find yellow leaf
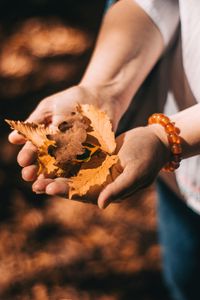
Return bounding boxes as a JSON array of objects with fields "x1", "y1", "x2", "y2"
[
  {"x1": 38, "y1": 152, "x2": 64, "y2": 176},
  {"x1": 68, "y1": 154, "x2": 118, "y2": 199},
  {"x1": 5, "y1": 120, "x2": 55, "y2": 148},
  {"x1": 5, "y1": 109, "x2": 119, "y2": 191},
  {"x1": 79, "y1": 104, "x2": 116, "y2": 154},
  {"x1": 6, "y1": 120, "x2": 64, "y2": 176}
]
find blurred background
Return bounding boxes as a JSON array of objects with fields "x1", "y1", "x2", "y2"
[{"x1": 0, "y1": 1, "x2": 170, "y2": 299}]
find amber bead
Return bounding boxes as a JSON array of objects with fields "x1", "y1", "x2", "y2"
[
  {"x1": 168, "y1": 133, "x2": 181, "y2": 144},
  {"x1": 165, "y1": 122, "x2": 175, "y2": 133},
  {"x1": 148, "y1": 113, "x2": 182, "y2": 172},
  {"x1": 160, "y1": 116, "x2": 170, "y2": 126},
  {"x1": 171, "y1": 144, "x2": 182, "y2": 154},
  {"x1": 175, "y1": 127, "x2": 181, "y2": 134},
  {"x1": 148, "y1": 114, "x2": 160, "y2": 124},
  {"x1": 163, "y1": 162, "x2": 176, "y2": 172},
  {"x1": 148, "y1": 116, "x2": 155, "y2": 125}
]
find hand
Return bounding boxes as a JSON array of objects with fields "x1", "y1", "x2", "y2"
[
  {"x1": 97, "y1": 125, "x2": 170, "y2": 209},
  {"x1": 19, "y1": 124, "x2": 169, "y2": 209},
  {"x1": 9, "y1": 84, "x2": 118, "y2": 144},
  {"x1": 8, "y1": 84, "x2": 120, "y2": 194}
]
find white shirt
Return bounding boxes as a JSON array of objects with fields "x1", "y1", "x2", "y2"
[{"x1": 134, "y1": 0, "x2": 200, "y2": 213}]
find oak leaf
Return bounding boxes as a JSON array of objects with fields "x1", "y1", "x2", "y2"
[{"x1": 80, "y1": 104, "x2": 116, "y2": 154}]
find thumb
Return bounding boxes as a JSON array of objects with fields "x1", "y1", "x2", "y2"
[{"x1": 98, "y1": 168, "x2": 136, "y2": 209}]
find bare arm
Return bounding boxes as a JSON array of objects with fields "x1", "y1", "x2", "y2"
[{"x1": 80, "y1": 0, "x2": 164, "y2": 126}]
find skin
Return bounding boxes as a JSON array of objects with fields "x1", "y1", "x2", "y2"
[{"x1": 8, "y1": 0, "x2": 200, "y2": 209}]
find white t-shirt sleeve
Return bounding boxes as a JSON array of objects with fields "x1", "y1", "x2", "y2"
[{"x1": 134, "y1": 0, "x2": 179, "y2": 46}]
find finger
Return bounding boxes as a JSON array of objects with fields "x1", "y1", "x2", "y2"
[
  {"x1": 8, "y1": 130, "x2": 26, "y2": 145},
  {"x1": 17, "y1": 141, "x2": 37, "y2": 167},
  {"x1": 45, "y1": 178, "x2": 69, "y2": 197},
  {"x1": 22, "y1": 165, "x2": 38, "y2": 182},
  {"x1": 98, "y1": 168, "x2": 137, "y2": 209},
  {"x1": 32, "y1": 178, "x2": 54, "y2": 194}
]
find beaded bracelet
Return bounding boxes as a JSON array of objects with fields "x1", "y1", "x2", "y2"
[{"x1": 148, "y1": 113, "x2": 182, "y2": 172}]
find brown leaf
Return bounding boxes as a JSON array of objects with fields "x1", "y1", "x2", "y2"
[
  {"x1": 68, "y1": 154, "x2": 118, "y2": 199},
  {"x1": 50, "y1": 113, "x2": 88, "y2": 167},
  {"x1": 79, "y1": 104, "x2": 116, "y2": 154},
  {"x1": 6, "y1": 106, "x2": 120, "y2": 198}
]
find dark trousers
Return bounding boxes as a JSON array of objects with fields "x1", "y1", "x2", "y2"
[{"x1": 157, "y1": 179, "x2": 200, "y2": 300}]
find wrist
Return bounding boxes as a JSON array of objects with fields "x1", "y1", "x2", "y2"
[
  {"x1": 150, "y1": 124, "x2": 170, "y2": 151},
  {"x1": 148, "y1": 114, "x2": 183, "y2": 172},
  {"x1": 78, "y1": 82, "x2": 123, "y2": 131},
  {"x1": 148, "y1": 124, "x2": 171, "y2": 164}
]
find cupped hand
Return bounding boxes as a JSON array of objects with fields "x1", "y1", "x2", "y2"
[
  {"x1": 8, "y1": 84, "x2": 120, "y2": 198},
  {"x1": 9, "y1": 85, "x2": 102, "y2": 145},
  {"x1": 98, "y1": 125, "x2": 170, "y2": 208},
  {"x1": 8, "y1": 84, "x2": 170, "y2": 208},
  {"x1": 22, "y1": 125, "x2": 170, "y2": 209}
]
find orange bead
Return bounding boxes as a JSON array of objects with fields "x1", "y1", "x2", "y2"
[
  {"x1": 163, "y1": 162, "x2": 175, "y2": 172},
  {"x1": 168, "y1": 133, "x2": 181, "y2": 144},
  {"x1": 175, "y1": 127, "x2": 181, "y2": 134},
  {"x1": 148, "y1": 113, "x2": 170, "y2": 126},
  {"x1": 171, "y1": 144, "x2": 182, "y2": 154},
  {"x1": 160, "y1": 115, "x2": 170, "y2": 126},
  {"x1": 165, "y1": 122, "x2": 175, "y2": 133},
  {"x1": 148, "y1": 113, "x2": 182, "y2": 172},
  {"x1": 148, "y1": 116, "x2": 156, "y2": 124},
  {"x1": 153, "y1": 114, "x2": 161, "y2": 123},
  {"x1": 156, "y1": 113, "x2": 164, "y2": 120}
]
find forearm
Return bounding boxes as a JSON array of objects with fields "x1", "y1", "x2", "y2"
[{"x1": 80, "y1": 0, "x2": 164, "y2": 122}]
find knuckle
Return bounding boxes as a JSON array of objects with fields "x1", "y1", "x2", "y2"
[
  {"x1": 37, "y1": 100, "x2": 47, "y2": 111},
  {"x1": 37, "y1": 97, "x2": 51, "y2": 111}
]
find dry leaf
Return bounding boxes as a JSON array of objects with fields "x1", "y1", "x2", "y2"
[
  {"x1": 5, "y1": 120, "x2": 63, "y2": 176},
  {"x1": 50, "y1": 114, "x2": 89, "y2": 167},
  {"x1": 38, "y1": 153, "x2": 64, "y2": 176},
  {"x1": 5, "y1": 120, "x2": 55, "y2": 148},
  {"x1": 6, "y1": 105, "x2": 120, "y2": 200},
  {"x1": 80, "y1": 104, "x2": 116, "y2": 154},
  {"x1": 68, "y1": 154, "x2": 118, "y2": 199}
]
